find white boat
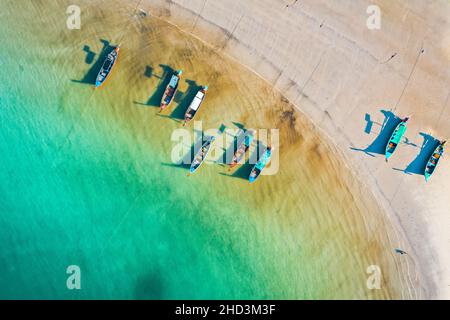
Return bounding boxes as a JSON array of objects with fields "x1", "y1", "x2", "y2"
[{"x1": 184, "y1": 86, "x2": 208, "y2": 126}]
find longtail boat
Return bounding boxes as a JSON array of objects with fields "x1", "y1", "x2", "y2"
[
  {"x1": 229, "y1": 130, "x2": 254, "y2": 169},
  {"x1": 385, "y1": 117, "x2": 409, "y2": 162},
  {"x1": 160, "y1": 70, "x2": 182, "y2": 112},
  {"x1": 183, "y1": 86, "x2": 208, "y2": 126},
  {"x1": 95, "y1": 46, "x2": 120, "y2": 88},
  {"x1": 190, "y1": 136, "x2": 215, "y2": 174},
  {"x1": 249, "y1": 147, "x2": 272, "y2": 183},
  {"x1": 424, "y1": 140, "x2": 446, "y2": 182}
]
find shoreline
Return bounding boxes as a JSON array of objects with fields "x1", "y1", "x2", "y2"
[
  {"x1": 139, "y1": 0, "x2": 450, "y2": 298},
  {"x1": 0, "y1": 0, "x2": 438, "y2": 299}
]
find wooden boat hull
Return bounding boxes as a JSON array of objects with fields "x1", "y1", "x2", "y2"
[
  {"x1": 424, "y1": 142, "x2": 445, "y2": 181},
  {"x1": 160, "y1": 70, "x2": 182, "y2": 111},
  {"x1": 230, "y1": 130, "x2": 254, "y2": 168},
  {"x1": 184, "y1": 86, "x2": 208, "y2": 126},
  {"x1": 95, "y1": 47, "x2": 120, "y2": 88},
  {"x1": 249, "y1": 147, "x2": 272, "y2": 183},
  {"x1": 385, "y1": 119, "x2": 408, "y2": 161},
  {"x1": 190, "y1": 136, "x2": 215, "y2": 173}
]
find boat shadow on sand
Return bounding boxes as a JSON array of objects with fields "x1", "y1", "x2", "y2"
[
  {"x1": 133, "y1": 64, "x2": 175, "y2": 108},
  {"x1": 219, "y1": 163, "x2": 253, "y2": 180},
  {"x1": 71, "y1": 39, "x2": 116, "y2": 85},
  {"x1": 153, "y1": 79, "x2": 203, "y2": 123},
  {"x1": 169, "y1": 80, "x2": 203, "y2": 121},
  {"x1": 160, "y1": 135, "x2": 204, "y2": 171},
  {"x1": 350, "y1": 110, "x2": 405, "y2": 157},
  {"x1": 219, "y1": 140, "x2": 266, "y2": 180},
  {"x1": 218, "y1": 123, "x2": 248, "y2": 166},
  {"x1": 392, "y1": 133, "x2": 440, "y2": 176}
]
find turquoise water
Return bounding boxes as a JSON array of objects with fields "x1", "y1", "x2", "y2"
[{"x1": 0, "y1": 0, "x2": 415, "y2": 299}]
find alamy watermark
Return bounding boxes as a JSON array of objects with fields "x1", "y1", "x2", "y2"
[
  {"x1": 366, "y1": 5, "x2": 381, "y2": 30},
  {"x1": 66, "y1": 265, "x2": 81, "y2": 290},
  {"x1": 366, "y1": 265, "x2": 382, "y2": 290},
  {"x1": 170, "y1": 121, "x2": 279, "y2": 176},
  {"x1": 66, "y1": 5, "x2": 81, "y2": 30}
]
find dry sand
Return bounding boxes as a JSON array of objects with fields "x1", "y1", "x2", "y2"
[{"x1": 137, "y1": 0, "x2": 450, "y2": 299}]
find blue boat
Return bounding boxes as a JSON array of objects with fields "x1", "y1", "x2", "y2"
[
  {"x1": 190, "y1": 136, "x2": 215, "y2": 174},
  {"x1": 249, "y1": 147, "x2": 272, "y2": 183},
  {"x1": 424, "y1": 141, "x2": 446, "y2": 182},
  {"x1": 95, "y1": 46, "x2": 120, "y2": 88},
  {"x1": 385, "y1": 117, "x2": 409, "y2": 162}
]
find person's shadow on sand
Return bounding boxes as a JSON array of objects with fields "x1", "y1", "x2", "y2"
[
  {"x1": 393, "y1": 133, "x2": 439, "y2": 175},
  {"x1": 350, "y1": 110, "x2": 403, "y2": 157}
]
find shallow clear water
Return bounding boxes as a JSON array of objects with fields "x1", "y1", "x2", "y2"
[{"x1": 0, "y1": 0, "x2": 417, "y2": 299}]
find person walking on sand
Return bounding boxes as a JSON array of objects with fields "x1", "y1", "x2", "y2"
[
  {"x1": 395, "y1": 248, "x2": 407, "y2": 255},
  {"x1": 286, "y1": 0, "x2": 299, "y2": 8}
]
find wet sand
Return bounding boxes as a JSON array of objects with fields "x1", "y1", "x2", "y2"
[{"x1": 139, "y1": 0, "x2": 450, "y2": 298}]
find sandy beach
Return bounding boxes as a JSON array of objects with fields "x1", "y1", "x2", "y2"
[
  {"x1": 138, "y1": 0, "x2": 450, "y2": 298},
  {"x1": 0, "y1": 0, "x2": 446, "y2": 299}
]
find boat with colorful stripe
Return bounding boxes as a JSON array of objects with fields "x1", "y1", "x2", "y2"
[
  {"x1": 424, "y1": 140, "x2": 445, "y2": 182},
  {"x1": 95, "y1": 46, "x2": 120, "y2": 88},
  {"x1": 249, "y1": 147, "x2": 272, "y2": 183},
  {"x1": 184, "y1": 86, "x2": 208, "y2": 126},
  {"x1": 385, "y1": 117, "x2": 409, "y2": 162},
  {"x1": 160, "y1": 70, "x2": 182, "y2": 111},
  {"x1": 229, "y1": 130, "x2": 254, "y2": 169}
]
